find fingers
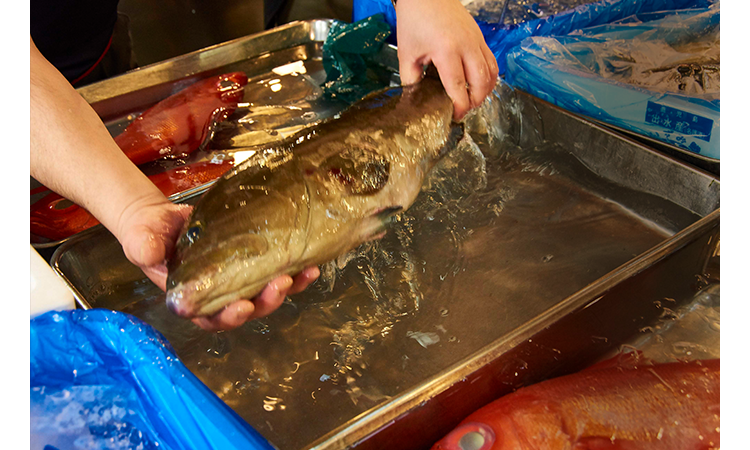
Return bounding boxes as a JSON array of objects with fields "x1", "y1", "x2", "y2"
[
  {"x1": 141, "y1": 264, "x2": 168, "y2": 291},
  {"x1": 287, "y1": 266, "x2": 320, "y2": 295},
  {"x1": 191, "y1": 300, "x2": 257, "y2": 332},
  {"x1": 463, "y1": 46, "x2": 499, "y2": 110},
  {"x1": 398, "y1": 52, "x2": 426, "y2": 86},
  {"x1": 433, "y1": 54, "x2": 472, "y2": 121},
  {"x1": 190, "y1": 267, "x2": 320, "y2": 332},
  {"x1": 252, "y1": 275, "x2": 293, "y2": 319},
  {"x1": 121, "y1": 202, "x2": 191, "y2": 275},
  {"x1": 191, "y1": 279, "x2": 289, "y2": 332}
]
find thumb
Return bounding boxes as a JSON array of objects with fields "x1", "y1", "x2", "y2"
[{"x1": 121, "y1": 224, "x2": 168, "y2": 269}]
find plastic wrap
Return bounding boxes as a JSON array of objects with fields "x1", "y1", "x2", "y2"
[
  {"x1": 30, "y1": 309, "x2": 274, "y2": 450},
  {"x1": 352, "y1": 0, "x2": 713, "y2": 74},
  {"x1": 466, "y1": 0, "x2": 598, "y2": 26},
  {"x1": 505, "y1": 3, "x2": 719, "y2": 158}
]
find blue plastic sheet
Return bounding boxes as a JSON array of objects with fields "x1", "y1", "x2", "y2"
[
  {"x1": 352, "y1": 0, "x2": 712, "y2": 74},
  {"x1": 505, "y1": 3, "x2": 720, "y2": 158},
  {"x1": 30, "y1": 309, "x2": 275, "y2": 450}
]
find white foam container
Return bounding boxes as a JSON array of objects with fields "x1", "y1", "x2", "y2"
[{"x1": 30, "y1": 245, "x2": 76, "y2": 318}]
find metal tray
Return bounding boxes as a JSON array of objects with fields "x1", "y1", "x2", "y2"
[{"x1": 51, "y1": 20, "x2": 720, "y2": 450}]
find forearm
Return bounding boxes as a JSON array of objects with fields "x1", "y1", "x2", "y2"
[{"x1": 30, "y1": 37, "x2": 167, "y2": 240}]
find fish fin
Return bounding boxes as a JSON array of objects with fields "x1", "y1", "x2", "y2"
[{"x1": 437, "y1": 123, "x2": 465, "y2": 159}]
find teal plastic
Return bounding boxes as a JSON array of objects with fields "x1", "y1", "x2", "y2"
[
  {"x1": 30, "y1": 309, "x2": 275, "y2": 450},
  {"x1": 322, "y1": 15, "x2": 393, "y2": 103}
]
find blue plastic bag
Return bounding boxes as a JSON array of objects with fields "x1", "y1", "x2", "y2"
[
  {"x1": 30, "y1": 309, "x2": 275, "y2": 450},
  {"x1": 352, "y1": 0, "x2": 711, "y2": 75},
  {"x1": 505, "y1": 3, "x2": 719, "y2": 158}
]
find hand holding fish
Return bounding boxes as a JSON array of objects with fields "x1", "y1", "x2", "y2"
[
  {"x1": 115, "y1": 196, "x2": 320, "y2": 331},
  {"x1": 31, "y1": 37, "x2": 319, "y2": 331},
  {"x1": 394, "y1": 0, "x2": 499, "y2": 120}
]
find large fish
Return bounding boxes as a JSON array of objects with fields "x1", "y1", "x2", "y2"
[
  {"x1": 432, "y1": 357, "x2": 720, "y2": 450},
  {"x1": 166, "y1": 75, "x2": 463, "y2": 318}
]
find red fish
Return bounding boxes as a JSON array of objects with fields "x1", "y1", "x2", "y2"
[
  {"x1": 114, "y1": 72, "x2": 248, "y2": 166},
  {"x1": 432, "y1": 358, "x2": 719, "y2": 450},
  {"x1": 30, "y1": 158, "x2": 235, "y2": 241}
]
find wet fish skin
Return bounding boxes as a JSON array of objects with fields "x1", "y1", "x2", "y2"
[
  {"x1": 166, "y1": 76, "x2": 461, "y2": 318},
  {"x1": 432, "y1": 358, "x2": 720, "y2": 450}
]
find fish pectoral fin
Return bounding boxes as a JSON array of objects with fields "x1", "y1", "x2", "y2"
[
  {"x1": 374, "y1": 205, "x2": 403, "y2": 220},
  {"x1": 437, "y1": 123, "x2": 465, "y2": 159}
]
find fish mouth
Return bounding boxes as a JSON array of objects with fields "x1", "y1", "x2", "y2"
[{"x1": 166, "y1": 279, "x2": 245, "y2": 319}]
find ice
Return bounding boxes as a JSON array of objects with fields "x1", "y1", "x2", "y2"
[
  {"x1": 464, "y1": 0, "x2": 598, "y2": 25},
  {"x1": 30, "y1": 385, "x2": 162, "y2": 450}
]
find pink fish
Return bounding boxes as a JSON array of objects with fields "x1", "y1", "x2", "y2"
[{"x1": 432, "y1": 358, "x2": 719, "y2": 450}]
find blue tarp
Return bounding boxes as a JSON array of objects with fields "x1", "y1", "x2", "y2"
[
  {"x1": 505, "y1": 3, "x2": 720, "y2": 158},
  {"x1": 30, "y1": 309, "x2": 274, "y2": 450}
]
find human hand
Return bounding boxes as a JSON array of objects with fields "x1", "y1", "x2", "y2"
[
  {"x1": 394, "y1": 0, "x2": 499, "y2": 120},
  {"x1": 115, "y1": 194, "x2": 320, "y2": 332}
]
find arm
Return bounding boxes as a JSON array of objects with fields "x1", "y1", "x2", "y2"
[
  {"x1": 30, "y1": 37, "x2": 318, "y2": 331},
  {"x1": 394, "y1": 0, "x2": 499, "y2": 120}
]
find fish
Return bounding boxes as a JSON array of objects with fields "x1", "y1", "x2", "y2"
[
  {"x1": 431, "y1": 357, "x2": 720, "y2": 450},
  {"x1": 30, "y1": 72, "x2": 248, "y2": 241},
  {"x1": 165, "y1": 75, "x2": 463, "y2": 318},
  {"x1": 30, "y1": 158, "x2": 235, "y2": 241},
  {"x1": 114, "y1": 72, "x2": 248, "y2": 166}
]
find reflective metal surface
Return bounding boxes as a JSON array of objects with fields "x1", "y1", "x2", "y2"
[{"x1": 51, "y1": 20, "x2": 720, "y2": 450}]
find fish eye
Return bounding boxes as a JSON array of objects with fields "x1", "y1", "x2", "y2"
[{"x1": 187, "y1": 222, "x2": 203, "y2": 244}]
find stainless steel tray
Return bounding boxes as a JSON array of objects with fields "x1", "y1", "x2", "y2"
[{"x1": 51, "y1": 20, "x2": 720, "y2": 450}]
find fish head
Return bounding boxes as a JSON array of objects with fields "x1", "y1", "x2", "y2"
[{"x1": 166, "y1": 154, "x2": 304, "y2": 318}]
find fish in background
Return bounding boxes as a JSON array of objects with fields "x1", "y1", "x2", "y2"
[
  {"x1": 30, "y1": 72, "x2": 248, "y2": 241},
  {"x1": 431, "y1": 356, "x2": 719, "y2": 450},
  {"x1": 114, "y1": 72, "x2": 248, "y2": 166},
  {"x1": 30, "y1": 158, "x2": 236, "y2": 241},
  {"x1": 166, "y1": 75, "x2": 464, "y2": 318}
]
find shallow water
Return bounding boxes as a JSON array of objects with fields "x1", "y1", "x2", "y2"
[{"x1": 112, "y1": 86, "x2": 703, "y2": 448}]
